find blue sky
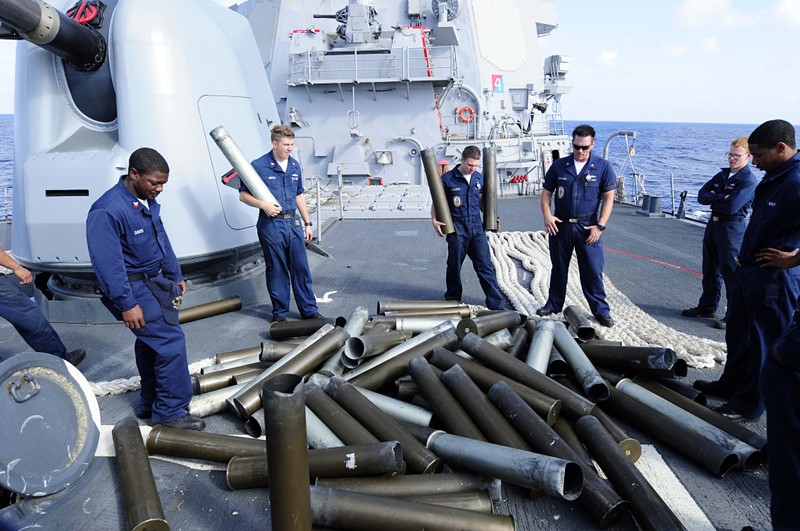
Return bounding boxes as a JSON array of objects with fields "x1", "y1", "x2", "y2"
[
  {"x1": 1, "y1": 0, "x2": 799, "y2": 125},
  {"x1": 540, "y1": 0, "x2": 800, "y2": 124}
]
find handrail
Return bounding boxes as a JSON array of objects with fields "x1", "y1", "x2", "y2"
[{"x1": 602, "y1": 130, "x2": 637, "y2": 159}]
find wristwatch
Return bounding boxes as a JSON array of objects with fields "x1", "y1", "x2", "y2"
[
  {"x1": 597, "y1": 224, "x2": 606, "y2": 231},
  {"x1": 304, "y1": 221, "x2": 313, "y2": 227}
]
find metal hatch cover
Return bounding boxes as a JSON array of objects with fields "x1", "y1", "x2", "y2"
[{"x1": 0, "y1": 353, "x2": 101, "y2": 496}]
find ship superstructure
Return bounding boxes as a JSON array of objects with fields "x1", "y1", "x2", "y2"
[{"x1": 233, "y1": 0, "x2": 573, "y2": 191}]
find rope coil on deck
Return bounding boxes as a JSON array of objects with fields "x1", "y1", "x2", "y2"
[
  {"x1": 89, "y1": 357, "x2": 216, "y2": 396},
  {"x1": 488, "y1": 231, "x2": 726, "y2": 369}
]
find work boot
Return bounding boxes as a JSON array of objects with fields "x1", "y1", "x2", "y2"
[
  {"x1": 709, "y1": 403, "x2": 760, "y2": 422},
  {"x1": 595, "y1": 315, "x2": 615, "y2": 328},
  {"x1": 536, "y1": 307, "x2": 554, "y2": 317},
  {"x1": 681, "y1": 307, "x2": 716, "y2": 318},
  {"x1": 693, "y1": 379, "x2": 733, "y2": 399},
  {"x1": 134, "y1": 408, "x2": 152, "y2": 420},
  {"x1": 304, "y1": 312, "x2": 326, "y2": 320},
  {"x1": 714, "y1": 318, "x2": 727, "y2": 330},
  {"x1": 272, "y1": 315, "x2": 287, "y2": 323},
  {"x1": 160, "y1": 413, "x2": 206, "y2": 431},
  {"x1": 68, "y1": 348, "x2": 86, "y2": 367}
]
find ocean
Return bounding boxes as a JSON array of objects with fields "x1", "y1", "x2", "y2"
[
  {"x1": 564, "y1": 120, "x2": 766, "y2": 220},
  {"x1": 0, "y1": 115, "x2": 12, "y2": 220},
  {"x1": 0, "y1": 116, "x2": 774, "y2": 221}
]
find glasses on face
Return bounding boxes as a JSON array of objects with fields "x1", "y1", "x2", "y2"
[
  {"x1": 573, "y1": 144, "x2": 592, "y2": 151},
  {"x1": 726, "y1": 152, "x2": 748, "y2": 160}
]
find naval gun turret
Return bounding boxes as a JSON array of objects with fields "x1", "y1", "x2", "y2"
[
  {"x1": 0, "y1": 0, "x2": 106, "y2": 71},
  {"x1": 1, "y1": 0, "x2": 280, "y2": 322},
  {"x1": 313, "y1": 0, "x2": 382, "y2": 44}
]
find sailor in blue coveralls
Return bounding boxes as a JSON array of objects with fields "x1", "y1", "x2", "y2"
[
  {"x1": 760, "y1": 250, "x2": 800, "y2": 530},
  {"x1": 694, "y1": 120, "x2": 800, "y2": 425},
  {"x1": 682, "y1": 137, "x2": 757, "y2": 329},
  {"x1": 431, "y1": 145, "x2": 506, "y2": 310},
  {"x1": 239, "y1": 125, "x2": 321, "y2": 323},
  {"x1": 0, "y1": 245, "x2": 85, "y2": 365},
  {"x1": 87, "y1": 148, "x2": 204, "y2": 431},
  {"x1": 538, "y1": 124, "x2": 617, "y2": 327}
]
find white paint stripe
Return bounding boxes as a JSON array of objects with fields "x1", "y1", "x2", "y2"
[
  {"x1": 635, "y1": 444, "x2": 716, "y2": 531},
  {"x1": 95, "y1": 425, "x2": 152, "y2": 457}
]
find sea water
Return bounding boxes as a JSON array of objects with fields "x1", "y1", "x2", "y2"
[
  {"x1": 571, "y1": 120, "x2": 766, "y2": 220},
  {"x1": 0, "y1": 116, "x2": 786, "y2": 221},
  {"x1": 0, "y1": 115, "x2": 12, "y2": 220}
]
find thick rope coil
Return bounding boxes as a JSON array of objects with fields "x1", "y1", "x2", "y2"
[
  {"x1": 488, "y1": 231, "x2": 726, "y2": 369},
  {"x1": 89, "y1": 355, "x2": 216, "y2": 396}
]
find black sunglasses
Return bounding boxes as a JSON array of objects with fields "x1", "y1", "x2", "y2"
[{"x1": 573, "y1": 144, "x2": 592, "y2": 151}]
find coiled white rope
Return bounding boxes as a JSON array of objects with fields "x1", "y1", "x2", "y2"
[
  {"x1": 90, "y1": 357, "x2": 216, "y2": 396},
  {"x1": 488, "y1": 231, "x2": 726, "y2": 368}
]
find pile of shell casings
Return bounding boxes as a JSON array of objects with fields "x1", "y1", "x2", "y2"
[{"x1": 138, "y1": 300, "x2": 764, "y2": 530}]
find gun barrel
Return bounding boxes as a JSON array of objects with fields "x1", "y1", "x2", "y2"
[{"x1": 0, "y1": 0, "x2": 106, "y2": 71}]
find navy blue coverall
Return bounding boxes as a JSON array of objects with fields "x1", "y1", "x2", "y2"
[
  {"x1": 542, "y1": 153, "x2": 616, "y2": 317},
  {"x1": 241, "y1": 151, "x2": 318, "y2": 319},
  {"x1": 763, "y1": 312, "x2": 800, "y2": 530},
  {"x1": 0, "y1": 274, "x2": 70, "y2": 359},
  {"x1": 694, "y1": 165, "x2": 757, "y2": 312},
  {"x1": 720, "y1": 153, "x2": 800, "y2": 418},
  {"x1": 87, "y1": 177, "x2": 193, "y2": 423},
  {"x1": 440, "y1": 166, "x2": 505, "y2": 309}
]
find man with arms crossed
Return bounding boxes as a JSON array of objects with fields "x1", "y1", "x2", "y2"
[{"x1": 682, "y1": 137, "x2": 757, "y2": 329}]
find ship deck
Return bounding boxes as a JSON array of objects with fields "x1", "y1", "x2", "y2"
[{"x1": 0, "y1": 197, "x2": 770, "y2": 531}]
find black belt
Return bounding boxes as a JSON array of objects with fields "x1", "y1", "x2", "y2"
[
  {"x1": 711, "y1": 214, "x2": 745, "y2": 222},
  {"x1": 562, "y1": 214, "x2": 594, "y2": 223},
  {"x1": 128, "y1": 270, "x2": 161, "y2": 282},
  {"x1": 276, "y1": 210, "x2": 296, "y2": 219}
]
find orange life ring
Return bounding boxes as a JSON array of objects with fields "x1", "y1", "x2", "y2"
[{"x1": 458, "y1": 106, "x2": 475, "y2": 123}]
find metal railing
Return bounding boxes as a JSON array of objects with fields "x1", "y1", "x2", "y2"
[
  {"x1": 0, "y1": 184, "x2": 12, "y2": 221},
  {"x1": 288, "y1": 45, "x2": 456, "y2": 85}
]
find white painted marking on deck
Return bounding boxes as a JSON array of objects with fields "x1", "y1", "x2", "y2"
[
  {"x1": 95, "y1": 425, "x2": 152, "y2": 457},
  {"x1": 316, "y1": 290, "x2": 337, "y2": 303},
  {"x1": 635, "y1": 444, "x2": 715, "y2": 530}
]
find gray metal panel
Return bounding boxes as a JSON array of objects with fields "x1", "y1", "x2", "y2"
[{"x1": 0, "y1": 352, "x2": 100, "y2": 496}]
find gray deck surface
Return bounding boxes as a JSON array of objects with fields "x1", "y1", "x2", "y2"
[{"x1": 0, "y1": 197, "x2": 770, "y2": 530}]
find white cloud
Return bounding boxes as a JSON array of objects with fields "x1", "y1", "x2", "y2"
[
  {"x1": 700, "y1": 37, "x2": 720, "y2": 55},
  {"x1": 675, "y1": 0, "x2": 755, "y2": 29},
  {"x1": 597, "y1": 51, "x2": 618, "y2": 69},
  {"x1": 661, "y1": 43, "x2": 687, "y2": 58},
  {"x1": 774, "y1": 0, "x2": 800, "y2": 26},
  {"x1": 676, "y1": 0, "x2": 729, "y2": 28}
]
